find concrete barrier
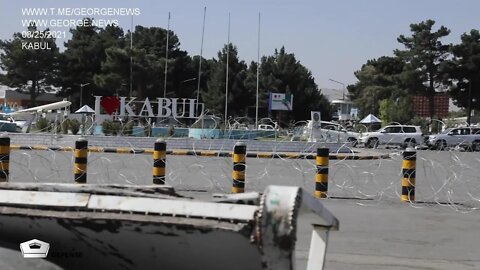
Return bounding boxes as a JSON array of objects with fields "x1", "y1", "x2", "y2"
[{"x1": 0, "y1": 183, "x2": 338, "y2": 270}]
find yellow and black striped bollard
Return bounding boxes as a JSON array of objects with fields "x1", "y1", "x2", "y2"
[
  {"x1": 401, "y1": 149, "x2": 416, "y2": 202},
  {"x1": 0, "y1": 137, "x2": 10, "y2": 182},
  {"x1": 153, "y1": 139, "x2": 166, "y2": 184},
  {"x1": 315, "y1": 148, "x2": 329, "y2": 198},
  {"x1": 74, "y1": 139, "x2": 88, "y2": 183},
  {"x1": 232, "y1": 142, "x2": 246, "y2": 193}
]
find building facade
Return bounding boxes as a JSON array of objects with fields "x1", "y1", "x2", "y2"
[{"x1": 411, "y1": 92, "x2": 449, "y2": 118}]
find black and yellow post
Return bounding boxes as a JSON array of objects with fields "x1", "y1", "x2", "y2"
[
  {"x1": 74, "y1": 139, "x2": 88, "y2": 183},
  {"x1": 315, "y1": 148, "x2": 329, "y2": 198},
  {"x1": 153, "y1": 139, "x2": 166, "y2": 184},
  {"x1": 401, "y1": 149, "x2": 416, "y2": 202},
  {"x1": 0, "y1": 137, "x2": 10, "y2": 182},
  {"x1": 232, "y1": 142, "x2": 246, "y2": 193}
]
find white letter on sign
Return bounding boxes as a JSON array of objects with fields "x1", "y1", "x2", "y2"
[
  {"x1": 157, "y1": 98, "x2": 172, "y2": 117},
  {"x1": 139, "y1": 97, "x2": 154, "y2": 117},
  {"x1": 120, "y1": 97, "x2": 136, "y2": 116}
]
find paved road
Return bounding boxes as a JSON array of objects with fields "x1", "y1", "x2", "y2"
[{"x1": 2, "y1": 149, "x2": 480, "y2": 269}]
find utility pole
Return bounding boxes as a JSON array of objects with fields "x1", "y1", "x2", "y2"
[{"x1": 467, "y1": 80, "x2": 473, "y2": 125}]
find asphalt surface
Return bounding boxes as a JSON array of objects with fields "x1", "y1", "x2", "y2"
[{"x1": 2, "y1": 148, "x2": 480, "y2": 269}]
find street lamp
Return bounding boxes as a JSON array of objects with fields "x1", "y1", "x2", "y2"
[
  {"x1": 329, "y1": 78, "x2": 345, "y2": 100},
  {"x1": 80, "y1": 83, "x2": 91, "y2": 107}
]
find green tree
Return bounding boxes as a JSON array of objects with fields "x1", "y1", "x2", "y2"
[
  {"x1": 130, "y1": 26, "x2": 195, "y2": 99},
  {"x1": 94, "y1": 46, "x2": 129, "y2": 96},
  {"x1": 348, "y1": 56, "x2": 416, "y2": 118},
  {"x1": 189, "y1": 55, "x2": 214, "y2": 101},
  {"x1": 60, "y1": 20, "x2": 124, "y2": 107},
  {"x1": 243, "y1": 61, "x2": 269, "y2": 119},
  {"x1": 95, "y1": 26, "x2": 196, "y2": 100},
  {"x1": 0, "y1": 24, "x2": 60, "y2": 106},
  {"x1": 260, "y1": 47, "x2": 331, "y2": 124},
  {"x1": 204, "y1": 43, "x2": 248, "y2": 117},
  {"x1": 378, "y1": 97, "x2": 414, "y2": 125},
  {"x1": 395, "y1": 20, "x2": 451, "y2": 119},
  {"x1": 442, "y1": 29, "x2": 480, "y2": 124}
]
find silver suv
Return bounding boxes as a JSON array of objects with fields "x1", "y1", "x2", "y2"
[
  {"x1": 359, "y1": 125, "x2": 423, "y2": 148},
  {"x1": 426, "y1": 127, "x2": 480, "y2": 151}
]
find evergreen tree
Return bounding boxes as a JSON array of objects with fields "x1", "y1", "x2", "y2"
[
  {"x1": 204, "y1": 43, "x2": 248, "y2": 117},
  {"x1": 442, "y1": 29, "x2": 480, "y2": 124},
  {"x1": 0, "y1": 24, "x2": 60, "y2": 106},
  {"x1": 395, "y1": 20, "x2": 451, "y2": 119},
  {"x1": 260, "y1": 47, "x2": 331, "y2": 124},
  {"x1": 348, "y1": 56, "x2": 420, "y2": 118},
  {"x1": 60, "y1": 20, "x2": 124, "y2": 107}
]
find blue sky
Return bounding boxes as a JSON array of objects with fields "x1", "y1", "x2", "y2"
[{"x1": 1, "y1": 0, "x2": 479, "y2": 97}]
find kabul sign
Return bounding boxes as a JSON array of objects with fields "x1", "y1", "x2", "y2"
[{"x1": 93, "y1": 96, "x2": 205, "y2": 119}]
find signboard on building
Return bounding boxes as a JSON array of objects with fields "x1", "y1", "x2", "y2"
[
  {"x1": 412, "y1": 93, "x2": 449, "y2": 118},
  {"x1": 268, "y1": 92, "x2": 293, "y2": 111}
]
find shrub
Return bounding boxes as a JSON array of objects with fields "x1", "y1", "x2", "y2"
[
  {"x1": 36, "y1": 118, "x2": 50, "y2": 132},
  {"x1": 55, "y1": 120, "x2": 62, "y2": 133},
  {"x1": 69, "y1": 119, "x2": 81, "y2": 135},
  {"x1": 167, "y1": 125, "x2": 175, "y2": 137},
  {"x1": 111, "y1": 122, "x2": 122, "y2": 135},
  {"x1": 61, "y1": 119, "x2": 70, "y2": 134},
  {"x1": 144, "y1": 124, "x2": 151, "y2": 137},
  {"x1": 123, "y1": 121, "x2": 134, "y2": 136},
  {"x1": 102, "y1": 120, "x2": 111, "y2": 135}
]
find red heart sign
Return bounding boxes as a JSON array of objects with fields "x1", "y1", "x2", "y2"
[{"x1": 101, "y1": 96, "x2": 120, "y2": 115}]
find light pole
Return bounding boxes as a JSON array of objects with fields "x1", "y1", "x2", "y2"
[
  {"x1": 329, "y1": 78, "x2": 345, "y2": 100},
  {"x1": 181, "y1": 78, "x2": 196, "y2": 84},
  {"x1": 225, "y1": 13, "x2": 231, "y2": 128},
  {"x1": 80, "y1": 83, "x2": 90, "y2": 107},
  {"x1": 164, "y1": 12, "x2": 171, "y2": 99},
  {"x1": 467, "y1": 80, "x2": 473, "y2": 126},
  {"x1": 196, "y1": 7, "x2": 207, "y2": 113}
]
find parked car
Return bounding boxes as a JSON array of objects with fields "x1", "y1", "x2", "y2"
[
  {"x1": 359, "y1": 125, "x2": 423, "y2": 148},
  {"x1": 426, "y1": 127, "x2": 480, "y2": 151},
  {"x1": 305, "y1": 120, "x2": 359, "y2": 145},
  {"x1": 257, "y1": 124, "x2": 277, "y2": 131}
]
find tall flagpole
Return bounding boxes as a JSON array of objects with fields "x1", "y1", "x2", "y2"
[
  {"x1": 196, "y1": 7, "x2": 206, "y2": 112},
  {"x1": 163, "y1": 12, "x2": 170, "y2": 98},
  {"x1": 255, "y1": 12, "x2": 261, "y2": 129},
  {"x1": 129, "y1": 15, "x2": 133, "y2": 98},
  {"x1": 224, "y1": 13, "x2": 230, "y2": 126}
]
